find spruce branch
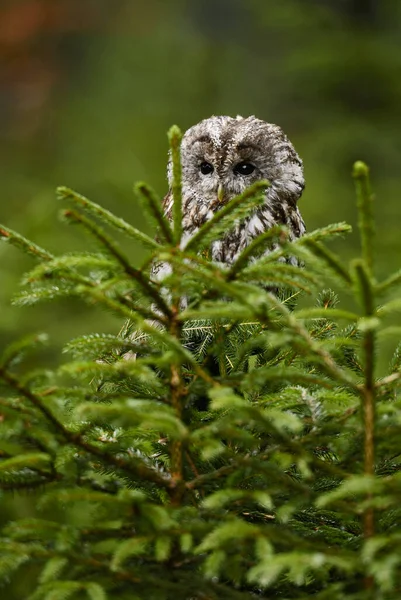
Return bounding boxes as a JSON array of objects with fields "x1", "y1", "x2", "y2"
[
  {"x1": 248, "y1": 291, "x2": 361, "y2": 391},
  {"x1": 57, "y1": 186, "x2": 160, "y2": 250},
  {"x1": 74, "y1": 284, "x2": 216, "y2": 387},
  {"x1": 375, "y1": 269, "x2": 401, "y2": 295},
  {"x1": 298, "y1": 222, "x2": 352, "y2": 243},
  {"x1": 238, "y1": 222, "x2": 352, "y2": 280},
  {"x1": 168, "y1": 125, "x2": 183, "y2": 245},
  {"x1": 20, "y1": 252, "x2": 165, "y2": 323},
  {"x1": 227, "y1": 225, "x2": 287, "y2": 279},
  {"x1": 0, "y1": 226, "x2": 53, "y2": 261},
  {"x1": 353, "y1": 161, "x2": 375, "y2": 273},
  {"x1": 135, "y1": 182, "x2": 174, "y2": 244},
  {"x1": 61, "y1": 208, "x2": 172, "y2": 318},
  {"x1": 0, "y1": 475, "x2": 59, "y2": 491},
  {"x1": 294, "y1": 308, "x2": 359, "y2": 322},
  {"x1": 301, "y1": 239, "x2": 352, "y2": 285},
  {"x1": 0, "y1": 332, "x2": 48, "y2": 370},
  {"x1": 168, "y1": 362, "x2": 186, "y2": 504},
  {"x1": 352, "y1": 259, "x2": 375, "y2": 316},
  {"x1": 0, "y1": 366, "x2": 173, "y2": 490},
  {"x1": 351, "y1": 166, "x2": 378, "y2": 583}
]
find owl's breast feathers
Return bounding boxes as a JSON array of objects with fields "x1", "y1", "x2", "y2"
[
  {"x1": 210, "y1": 202, "x2": 305, "y2": 264},
  {"x1": 160, "y1": 188, "x2": 305, "y2": 266}
]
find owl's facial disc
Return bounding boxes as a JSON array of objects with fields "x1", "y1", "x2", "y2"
[
  {"x1": 197, "y1": 158, "x2": 258, "y2": 202},
  {"x1": 199, "y1": 160, "x2": 256, "y2": 178},
  {"x1": 193, "y1": 163, "x2": 258, "y2": 208}
]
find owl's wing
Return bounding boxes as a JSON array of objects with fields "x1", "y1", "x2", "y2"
[
  {"x1": 151, "y1": 193, "x2": 173, "y2": 281},
  {"x1": 152, "y1": 190, "x2": 173, "y2": 246},
  {"x1": 162, "y1": 190, "x2": 173, "y2": 220}
]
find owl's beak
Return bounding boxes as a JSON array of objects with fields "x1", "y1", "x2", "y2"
[{"x1": 217, "y1": 183, "x2": 224, "y2": 203}]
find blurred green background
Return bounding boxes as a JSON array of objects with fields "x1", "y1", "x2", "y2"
[{"x1": 1, "y1": 0, "x2": 401, "y2": 357}]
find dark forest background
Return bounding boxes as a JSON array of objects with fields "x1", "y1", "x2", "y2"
[{"x1": 1, "y1": 0, "x2": 401, "y2": 359}]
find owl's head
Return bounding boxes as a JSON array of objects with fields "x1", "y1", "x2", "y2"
[{"x1": 168, "y1": 115, "x2": 304, "y2": 208}]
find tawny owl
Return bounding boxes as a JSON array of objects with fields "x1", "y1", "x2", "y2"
[{"x1": 153, "y1": 115, "x2": 305, "y2": 281}]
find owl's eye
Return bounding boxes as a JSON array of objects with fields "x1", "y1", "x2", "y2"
[
  {"x1": 234, "y1": 162, "x2": 255, "y2": 176},
  {"x1": 199, "y1": 161, "x2": 214, "y2": 175}
]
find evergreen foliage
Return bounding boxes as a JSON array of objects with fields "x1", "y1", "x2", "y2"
[{"x1": 0, "y1": 130, "x2": 401, "y2": 599}]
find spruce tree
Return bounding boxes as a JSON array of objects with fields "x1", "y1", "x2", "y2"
[{"x1": 0, "y1": 128, "x2": 400, "y2": 599}]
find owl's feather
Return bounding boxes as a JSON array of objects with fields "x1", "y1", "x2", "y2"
[{"x1": 154, "y1": 115, "x2": 305, "y2": 279}]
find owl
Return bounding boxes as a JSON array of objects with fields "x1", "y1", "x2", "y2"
[{"x1": 153, "y1": 115, "x2": 305, "y2": 281}]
